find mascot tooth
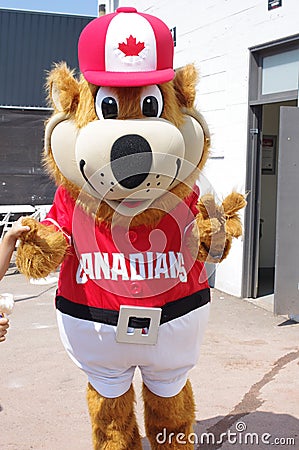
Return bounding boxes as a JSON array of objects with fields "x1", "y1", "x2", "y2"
[{"x1": 16, "y1": 6, "x2": 246, "y2": 449}]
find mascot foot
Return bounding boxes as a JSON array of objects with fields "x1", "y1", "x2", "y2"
[
  {"x1": 143, "y1": 380, "x2": 196, "y2": 449},
  {"x1": 86, "y1": 383, "x2": 142, "y2": 450}
]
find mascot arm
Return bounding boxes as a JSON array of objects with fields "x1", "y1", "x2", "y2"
[
  {"x1": 193, "y1": 192, "x2": 247, "y2": 263},
  {"x1": 16, "y1": 218, "x2": 68, "y2": 279},
  {"x1": 16, "y1": 188, "x2": 70, "y2": 279}
]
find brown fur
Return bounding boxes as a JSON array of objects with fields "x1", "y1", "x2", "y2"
[
  {"x1": 49, "y1": 65, "x2": 186, "y2": 130},
  {"x1": 16, "y1": 217, "x2": 68, "y2": 279},
  {"x1": 222, "y1": 191, "x2": 247, "y2": 218},
  {"x1": 143, "y1": 381, "x2": 196, "y2": 449},
  {"x1": 46, "y1": 62, "x2": 80, "y2": 115},
  {"x1": 86, "y1": 383, "x2": 142, "y2": 450},
  {"x1": 192, "y1": 192, "x2": 246, "y2": 263},
  {"x1": 173, "y1": 64, "x2": 198, "y2": 109}
]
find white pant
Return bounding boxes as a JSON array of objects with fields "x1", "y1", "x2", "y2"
[{"x1": 56, "y1": 303, "x2": 210, "y2": 398}]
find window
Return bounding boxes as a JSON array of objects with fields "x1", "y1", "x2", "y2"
[
  {"x1": 249, "y1": 37, "x2": 299, "y2": 105},
  {"x1": 262, "y1": 49, "x2": 299, "y2": 95}
]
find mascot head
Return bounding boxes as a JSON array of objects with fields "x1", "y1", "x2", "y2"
[{"x1": 44, "y1": 7, "x2": 210, "y2": 226}]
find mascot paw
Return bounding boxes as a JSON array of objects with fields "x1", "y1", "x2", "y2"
[
  {"x1": 194, "y1": 192, "x2": 246, "y2": 263},
  {"x1": 16, "y1": 217, "x2": 68, "y2": 279}
]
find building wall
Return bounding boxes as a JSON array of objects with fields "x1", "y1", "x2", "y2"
[
  {"x1": 119, "y1": 0, "x2": 299, "y2": 296},
  {"x1": 0, "y1": 9, "x2": 94, "y2": 107},
  {"x1": 0, "y1": 9, "x2": 95, "y2": 205}
]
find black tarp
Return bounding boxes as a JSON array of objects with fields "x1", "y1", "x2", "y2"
[{"x1": 0, "y1": 108, "x2": 56, "y2": 205}]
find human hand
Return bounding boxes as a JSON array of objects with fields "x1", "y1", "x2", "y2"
[
  {"x1": 7, "y1": 217, "x2": 30, "y2": 239},
  {"x1": 4, "y1": 217, "x2": 30, "y2": 247},
  {"x1": 0, "y1": 316, "x2": 9, "y2": 342}
]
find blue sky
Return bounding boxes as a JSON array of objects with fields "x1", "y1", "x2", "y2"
[{"x1": 0, "y1": 0, "x2": 98, "y2": 16}]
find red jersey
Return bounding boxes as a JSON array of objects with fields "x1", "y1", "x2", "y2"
[{"x1": 44, "y1": 186, "x2": 209, "y2": 311}]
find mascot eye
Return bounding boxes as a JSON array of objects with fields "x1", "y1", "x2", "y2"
[
  {"x1": 101, "y1": 97, "x2": 118, "y2": 119},
  {"x1": 140, "y1": 85, "x2": 163, "y2": 118},
  {"x1": 142, "y1": 96, "x2": 159, "y2": 117},
  {"x1": 95, "y1": 87, "x2": 119, "y2": 120}
]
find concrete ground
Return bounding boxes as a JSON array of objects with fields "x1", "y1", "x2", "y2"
[{"x1": 0, "y1": 267, "x2": 298, "y2": 450}]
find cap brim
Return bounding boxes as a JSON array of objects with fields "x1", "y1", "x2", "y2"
[{"x1": 83, "y1": 68, "x2": 175, "y2": 87}]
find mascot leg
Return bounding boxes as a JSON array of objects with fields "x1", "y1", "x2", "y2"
[
  {"x1": 143, "y1": 380, "x2": 196, "y2": 449},
  {"x1": 86, "y1": 383, "x2": 142, "y2": 450}
]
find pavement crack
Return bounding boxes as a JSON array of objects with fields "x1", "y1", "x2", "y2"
[
  {"x1": 14, "y1": 284, "x2": 57, "y2": 302},
  {"x1": 197, "y1": 350, "x2": 299, "y2": 449}
]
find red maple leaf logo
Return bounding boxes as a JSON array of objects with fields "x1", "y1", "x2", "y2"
[{"x1": 118, "y1": 35, "x2": 145, "y2": 56}]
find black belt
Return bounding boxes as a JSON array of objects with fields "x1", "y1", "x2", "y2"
[{"x1": 56, "y1": 288, "x2": 210, "y2": 328}]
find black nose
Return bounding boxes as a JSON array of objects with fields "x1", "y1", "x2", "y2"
[{"x1": 110, "y1": 134, "x2": 152, "y2": 189}]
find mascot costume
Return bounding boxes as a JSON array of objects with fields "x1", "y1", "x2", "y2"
[{"x1": 16, "y1": 7, "x2": 246, "y2": 449}]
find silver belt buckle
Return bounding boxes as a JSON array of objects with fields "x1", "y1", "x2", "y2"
[{"x1": 116, "y1": 306, "x2": 162, "y2": 345}]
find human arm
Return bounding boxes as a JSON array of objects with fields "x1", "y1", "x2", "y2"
[{"x1": 0, "y1": 217, "x2": 30, "y2": 281}]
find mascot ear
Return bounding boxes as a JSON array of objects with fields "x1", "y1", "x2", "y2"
[
  {"x1": 173, "y1": 63, "x2": 198, "y2": 109},
  {"x1": 46, "y1": 62, "x2": 80, "y2": 114}
]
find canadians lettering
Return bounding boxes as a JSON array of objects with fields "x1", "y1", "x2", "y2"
[{"x1": 76, "y1": 251, "x2": 187, "y2": 284}]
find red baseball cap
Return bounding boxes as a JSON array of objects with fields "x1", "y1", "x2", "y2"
[{"x1": 78, "y1": 6, "x2": 174, "y2": 87}]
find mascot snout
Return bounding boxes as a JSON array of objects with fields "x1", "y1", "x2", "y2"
[{"x1": 73, "y1": 119, "x2": 185, "y2": 205}]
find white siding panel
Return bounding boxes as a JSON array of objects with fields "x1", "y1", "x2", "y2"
[
  {"x1": 198, "y1": 92, "x2": 226, "y2": 113},
  {"x1": 199, "y1": 55, "x2": 226, "y2": 77}
]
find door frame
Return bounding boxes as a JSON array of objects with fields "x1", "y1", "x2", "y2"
[
  {"x1": 242, "y1": 35, "x2": 299, "y2": 299},
  {"x1": 242, "y1": 104, "x2": 262, "y2": 298}
]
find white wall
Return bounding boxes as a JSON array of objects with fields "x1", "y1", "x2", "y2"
[{"x1": 119, "y1": 0, "x2": 299, "y2": 296}]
